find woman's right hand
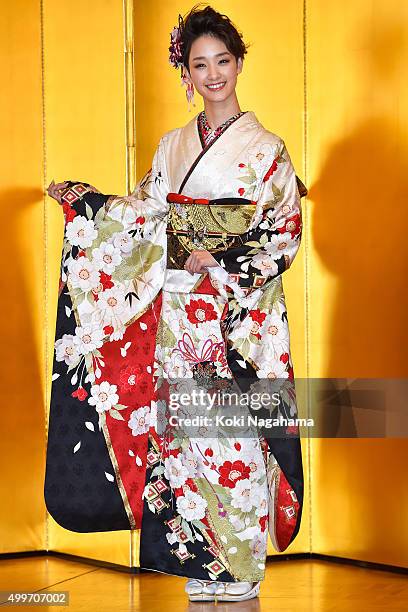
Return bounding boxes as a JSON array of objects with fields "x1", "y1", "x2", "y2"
[
  {"x1": 47, "y1": 180, "x2": 101, "y2": 204},
  {"x1": 47, "y1": 180, "x2": 69, "y2": 204}
]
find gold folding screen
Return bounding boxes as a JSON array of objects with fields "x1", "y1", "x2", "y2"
[{"x1": 0, "y1": 0, "x2": 406, "y2": 570}]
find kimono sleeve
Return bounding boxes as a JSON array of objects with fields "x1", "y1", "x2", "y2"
[
  {"x1": 211, "y1": 139, "x2": 303, "y2": 292},
  {"x1": 59, "y1": 136, "x2": 170, "y2": 226}
]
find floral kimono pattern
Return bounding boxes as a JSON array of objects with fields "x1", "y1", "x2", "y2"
[{"x1": 45, "y1": 110, "x2": 306, "y2": 582}]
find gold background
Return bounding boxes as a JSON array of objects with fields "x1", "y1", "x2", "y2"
[{"x1": 1, "y1": 0, "x2": 407, "y2": 569}]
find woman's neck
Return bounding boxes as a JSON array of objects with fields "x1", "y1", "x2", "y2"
[{"x1": 203, "y1": 95, "x2": 241, "y2": 130}]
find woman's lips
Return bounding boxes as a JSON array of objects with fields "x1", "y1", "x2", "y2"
[{"x1": 206, "y1": 81, "x2": 226, "y2": 91}]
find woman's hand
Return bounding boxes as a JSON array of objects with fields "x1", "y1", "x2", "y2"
[
  {"x1": 46, "y1": 180, "x2": 101, "y2": 204},
  {"x1": 184, "y1": 250, "x2": 219, "y2": 275},
  {"x1": 46, "y1": 180, "x2": 69, "y2": 204}
]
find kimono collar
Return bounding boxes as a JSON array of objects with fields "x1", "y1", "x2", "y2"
[
  {"x1": 174, "y1": 110, "x2": 263, "y2": 194},
  {"x1": 198, "y1": 109, "x2": 248, "y2": 147}
]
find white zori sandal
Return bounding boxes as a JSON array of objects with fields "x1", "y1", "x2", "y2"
[{"x1": 185, "y1": 579, "x2": 260, "y2": 602}]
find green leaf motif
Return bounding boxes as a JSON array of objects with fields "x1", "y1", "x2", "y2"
[
  {"x1": 181, "y1": 519, "x2": 194, "y2": 542},
  {"x1": 112, "y1": 243, "x2": 163, "y2": 282},
  {"x1": 90, "y1": 219, "x2": 124, "y2": 251},
  {"x1": 94, "y1": 206, "x2": 107, "y2": 226},
  {"x1": 151, "y1": 465, "x2": 165, "y2": 478},
  {"x1": 239, "y1": 175, "x2": 255, "y2": 185},
  {"x1": 115, "y1": 403, "x2": 128, "y2": 411},
  {"x1": 85, "y1": 203, "x2": 93, "y2": 220},
  {"x1": 109, "y1": 409, "x2": 125, "y2": 420}
]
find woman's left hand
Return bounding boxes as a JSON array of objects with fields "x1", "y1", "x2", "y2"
[{"x1": 184, "y1": 250, "x2": 219, "y2": 275}]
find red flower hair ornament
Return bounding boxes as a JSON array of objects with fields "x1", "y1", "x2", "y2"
[{"x1": 169, "y1": 13, "x2": 195, "y2": 109}]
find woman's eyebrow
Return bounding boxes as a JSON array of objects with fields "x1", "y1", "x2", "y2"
[{"x1": 192, "y1": 51, "x2": 231, "y2": 61}]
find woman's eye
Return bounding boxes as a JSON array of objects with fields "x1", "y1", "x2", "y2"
[{"x1": 194, "y1": 59, "x2": 230, "y2": 69}]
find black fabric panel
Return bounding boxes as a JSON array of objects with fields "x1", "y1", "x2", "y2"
[{"x1": 44, "y1": 286, "x2": 131, "y2": 533}]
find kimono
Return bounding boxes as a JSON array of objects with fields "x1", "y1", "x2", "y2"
[{"x1": 45, "y1": 109, "x2": 307, "y2": 583}]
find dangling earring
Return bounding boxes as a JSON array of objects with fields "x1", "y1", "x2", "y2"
[{"x1": 181, "y1": 72, "x2": 195, "y2": 111}]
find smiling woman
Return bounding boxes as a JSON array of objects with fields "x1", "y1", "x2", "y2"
[{"x1": 46, "y1": 3, "x2": 307, "y2": 605}]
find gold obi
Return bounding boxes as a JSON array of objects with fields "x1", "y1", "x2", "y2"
[{"x1": 165, "y1": 193, "x2": 257, "y2": 270}]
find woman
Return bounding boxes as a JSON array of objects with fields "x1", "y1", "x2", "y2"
[{"x1": 46, "y1": 4, "x2": 306, "y2": 603}]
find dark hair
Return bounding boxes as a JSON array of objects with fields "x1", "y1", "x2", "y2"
[{"x1": 181, "y1": 4, "x2": 249, "y2": 72}]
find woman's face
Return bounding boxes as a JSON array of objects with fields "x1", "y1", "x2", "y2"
[{"x1": 184, "y1": 34, "x2": 243, "y2": 104}]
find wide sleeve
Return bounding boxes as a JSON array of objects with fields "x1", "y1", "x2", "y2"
[
  {"x1": 59, "y1": 135, "x2": 170, "y2": 227},
  {"x1": 57, "y1": 137, "x2": 170, "y2": 288},
  {"x1": 211, "y1": 138, "x2": 303, "y2": 293}
]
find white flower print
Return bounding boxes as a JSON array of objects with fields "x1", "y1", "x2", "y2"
[
  {"x1": 181, "y1": 447, "x2": 206, "y2": 479},
  {"x1": 264, "y1": 313, "x2": 289, "y2": 352},
  {"x1": 264, "y1": 233, "x2": 297, "y2": 261},
  {"x1": 112, "y1": 231, "x2": 134, "y2": 256},
  {"x1": 176, "y1": 490, "x2": 207, "y2": 521},
  {"x1": 239, "y1": 450, "x2": 263, "y2": 482},
  {"x1": 257, "y1": 359, "x2": 289, "y2": 380},
  {"x1": 109, "y1": 323, "x2": 127, "y2": 342},
  {"x1": 229, "y1": 514, "x2": 245, "y2": 531},
  {"x1": 231, "y1": 479, "x2": 262, "y2": 512},
  {"x1": 163, "y1": 352, "x2": 190, "y2": 378},
  {"x1": 255, "y1": 494, "x2": 268, "y2": 518},
  {"x1": 66, "y1": 216, "x2": 97, "y2": 248},
  {"x1": 249, "y1": 534, "x2": 267, "y2": 560},
  {"x1": 251, "y1": 251, "x2": 279, "y2": 278},
  {"x1": 128, "y1": 406, "x2": 150, "y2": 436},
  {"x1": 73, "y1": 324, "x2": 104, "y2": 355},
  {"x1": 92, "y1": 242, "x2": 122, "y2": 275},
  {"x1": 247, "y1": 143, "x2": 274, "y2": 174},
  {"x1": 68, "y1": 257, "x2": 100, "y2": 292},
  {"x1": 55, "y1": 334, "x2": 80, "y2": 366},
  {"x1": 164, "y1": 455, "x2": 189, "y2": 488},
  {"x1": 95, "y1": 287, "x2": 127, "y2": 329},
  {"x1": 88, "y1": 380, "x2": 119, "y2": 414}
]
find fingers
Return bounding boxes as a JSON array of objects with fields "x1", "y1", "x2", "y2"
[
  {"x1": 184, "y1": 250, "x2": 206, "y2": 275},
  {"x1": 46, "y1": 180, "x2": 69, "y2": 204}
]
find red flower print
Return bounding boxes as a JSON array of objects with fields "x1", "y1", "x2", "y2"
[
  {"x1": 259, "y1": 514, "x2": 268, "y2": 532},
  {"x1": 204, "y1": 448, "x2": 214, "y2": 457},
  {"x1": 238, "y1": 187, "x2": 245, "y2": 196},
  {"x1": 62, "y1": 203, "x2": 76, "y2": 223},
  {"x1": 71, "y1": 387, "x2": 88, "y2": 401},
  {"x1": 280, "y1": 353, "x2": 289, "y2": 364},
  {"x1": 238, "y1": 163, "x2": 246, "y2": 168},
  {"x1": 136, "y1": 216, "x2": 145, "y2": 225},
  {"x1": 249, "y1": 310, "x2": 266, "y2": 325},
  {"x1": 99, "y1": 271, "x2": 114, "y2": 290},
  {"x1": 218, "y1": 460, "x2": 250, "y2": 488},
  {"x1": 263, "y1": 158, "x2": 278, "y2": 182},
  {"x1": 119, "y1": 364, "x2": 143, "y2": 392},
  {"x1": 185, "y1": 299, "x2": 218, "y2": 326},
  {"x1": 103, "y1": 325, "x2": 114, "y2": 336},
  {"x1": 249, "y1": 309, "x2": 266, "y2": 339},
  {"x1": 185, "y1": 478, "x2": 198, "y2": 493},
  {"x1": 234, "y1": 442, "x2": 241, "y2": 451},
  {"x1": 277, "y1": 213, "x2": 301, "y2": 238},
  {"x1": 286, "y1": 425, "x2": 299, "y2": 435}
]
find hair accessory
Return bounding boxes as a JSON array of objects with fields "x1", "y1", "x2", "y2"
[
  {"x1": 182, "y1": 75, "x2": 195, "y2": 111},
  {"x1": 169, "y1": 13, "x2": 196, "y2": 110},
  {"x1": 169, "y1": 14, "x2": 184, "y2": 70}
]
